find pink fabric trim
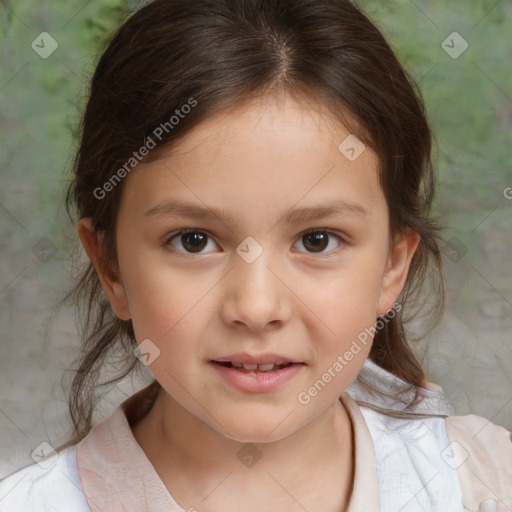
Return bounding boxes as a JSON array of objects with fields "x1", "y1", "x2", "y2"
[
  {"x1": 446, "y1": 414, "x2": 512, "y2": 512},
  {"x1": 341, "y1": 393, "x2": 381, "y2": 511},
  {"x1": 77, "y1": 393, "x2": 184, "y2": 512}
]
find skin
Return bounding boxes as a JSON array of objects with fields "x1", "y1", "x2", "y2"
[{"x1": 78, "y1": 92, "x2": 419, "y2": 512}]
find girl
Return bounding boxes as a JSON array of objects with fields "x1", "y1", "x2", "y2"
[{"x1": 0, "y1": 0, "x2": 510, "y2": 511}]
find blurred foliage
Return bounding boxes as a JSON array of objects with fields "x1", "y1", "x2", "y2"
[
  {"x1": 1, "y1": 0, "x2": 130, "y2": 236},
  {"x1": 358, "y1": 0, "x2": 511, "y2": 316},
  {"x1": 0, "y1": 0, "x2": 510, "y2": 244},
  {"x1": 359, "y1": 0, "x2": 511, "y2": 213}
]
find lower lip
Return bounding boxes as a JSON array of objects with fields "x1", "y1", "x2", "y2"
[{"x1": 210, "y1": 362, "x2": 305, "y2": 392}]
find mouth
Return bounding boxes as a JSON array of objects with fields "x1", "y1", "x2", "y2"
[{"x1": 210, "y1": 357, "x2": 305, "y2": 392}]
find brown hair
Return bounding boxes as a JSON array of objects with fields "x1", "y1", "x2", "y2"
[{"x1": 62, "y1": 0, "x2": 445, "y2": 446}]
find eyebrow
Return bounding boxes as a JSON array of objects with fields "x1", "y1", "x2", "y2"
[{"x1": 144, "y1": 198, "x2": 369, "y2": 225}]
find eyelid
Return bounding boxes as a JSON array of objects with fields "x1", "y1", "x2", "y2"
[{"x1": 301, "y1": 227, "x2": 348, "y2": 242}]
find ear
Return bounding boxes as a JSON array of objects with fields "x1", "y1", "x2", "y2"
[
  {"x1": 376, "y1": 229, "x2": 420, "y2": 317},
  {"x1": 77, "y1": 218, "x2": 131, "y2": 320}
]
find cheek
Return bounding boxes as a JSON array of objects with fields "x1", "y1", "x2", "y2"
[
  {"x1": 120, "y1": 254, "x2": 206, "y2": 342},
  {"x1": 305, "y1": 292, "x2": 376, "y2": 400},
  {"x1": 305, "y1": 254, "x2": 385, "y2": 323},
  {"x1": 124, "y1": 270, "x2": 207, "y2": 389},
  {"x1": 300, "y1": 252, "x2": 385, "y2": 370}
]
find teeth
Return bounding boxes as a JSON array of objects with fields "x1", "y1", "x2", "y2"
[
  {"x1": 257, "y1": 363, "x2": 275, "y2": 371},
  {"x1": 222, "y1": 361, "x2": 292, "y2": 371},
  {"x1": 239, "y1": 362, "x2": 277, "y2": 372}
]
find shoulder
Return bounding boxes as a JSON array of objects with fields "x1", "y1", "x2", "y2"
[
  {"x1": 348, "y1": 361, "x2": 512, "y2": 510},
  {"x1": 445, "y1": 412, "x2": 512, "y2": 465},
  {"x1": 445, "y1": 413, "x2": 512, "y2": 511},
  {"x1": 0, "y1": 445, "x2": 90, "y2": 512},
  {"x1": 359, "y1": 405, "x2": 512, "y2": 511}
]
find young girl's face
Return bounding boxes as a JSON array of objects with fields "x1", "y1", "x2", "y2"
[{"x1": 86, "y1": 93, "x2": 418, "y2": 442}]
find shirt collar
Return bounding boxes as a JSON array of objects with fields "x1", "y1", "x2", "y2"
[
  {"x1": 77, "y1": 384, "x2": 184, "y2": 512},
  {"x1": 346, "y1": 358, "x2": 454, "y2": 418}
]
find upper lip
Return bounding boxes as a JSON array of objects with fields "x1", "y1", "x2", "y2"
[{"x1": 211, "y1": 353, "x2": 304, "y2": 365}]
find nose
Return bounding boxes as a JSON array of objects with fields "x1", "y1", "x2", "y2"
[{"x1": 220, "y1": 247, "x2": 292, "y2": 332}]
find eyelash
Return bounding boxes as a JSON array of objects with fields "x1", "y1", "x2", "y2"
[{"x1": 164, "y1": 228, "x2": 347, "y2": 257}]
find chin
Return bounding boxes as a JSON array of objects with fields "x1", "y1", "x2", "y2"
[{"x1": 211, "y1": 413, "x2": 301, "y2": 444}]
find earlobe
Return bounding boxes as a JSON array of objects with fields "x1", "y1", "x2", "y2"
[
  {"x1": 77, "y1": 218, "x2": 131, "y2": 321},
  {"x1": 377, "y1": 230, "x2": 420, "y2": 317}
]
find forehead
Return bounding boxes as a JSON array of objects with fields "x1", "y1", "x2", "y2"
[
  {"x1": 166, "y1": 93, "x2": 368, "y2": 162},
  {"x1": 120, "y1": 94, "x2": 385, "y2": 226}
]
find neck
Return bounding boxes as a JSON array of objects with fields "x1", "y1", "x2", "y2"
[{"x1": 131, "y1": 388, "x2": 354, "y2": 510}]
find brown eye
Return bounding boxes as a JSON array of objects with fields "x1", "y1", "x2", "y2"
[
  {"x1": 303, "y1": 231, "x2": 329, "y2": 252},
  {"x1": 181, "y1": 232, "x2": 207, "y2": 252},
  {"x1": 295, "y1": 230, "x2": 343, "y2": 254},
  {"x1": 167, "y1": 230, "x2": 216, "y2": 254}
]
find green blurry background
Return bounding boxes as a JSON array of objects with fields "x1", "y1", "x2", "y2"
[{"x1": 1, "y1": 0, "x2": 511, "y2": 475}]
